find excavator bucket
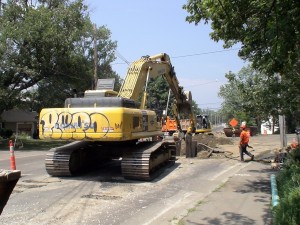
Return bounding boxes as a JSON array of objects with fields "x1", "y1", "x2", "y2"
[{"x1": 0, "y1": 170, "x2": 21, "y2": 215}]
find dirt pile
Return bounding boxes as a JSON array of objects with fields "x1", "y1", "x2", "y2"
[
  {"x1": 179, "y1": 132, "x2": 236, "y2": 159},
  {"x1": 194, "y1": 133, "x2": 233, "y2": 148},
  {"x1": 195, "y1": 133, "x2": 236, "y2": 159}
]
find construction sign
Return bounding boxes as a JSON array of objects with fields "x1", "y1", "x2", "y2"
[{"x1": 229, "y1": 118, "x2": 238, "y2": 127}]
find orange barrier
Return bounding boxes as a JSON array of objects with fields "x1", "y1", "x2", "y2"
[
  {"x1": 291, "y1": 138, "x2": 298, "y2": 149},
  {"x1": 9, "y1": 140, "x2": 16, "y2": 170}
]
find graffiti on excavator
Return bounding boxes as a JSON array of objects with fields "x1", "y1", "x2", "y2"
[{"x1": 39, "y1": 110, "x2": 121, "y2": 139}]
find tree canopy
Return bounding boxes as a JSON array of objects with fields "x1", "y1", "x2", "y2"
[
  {"x1": 183, "y1": 0, "x2": 300, "y2": 77},
  {"x1": 183, "y1": 0, "x2": 300, "y2": 129},
  {"x1": 219, "y1": 65, "x2": 300, "y2": 131},
  {"x1": 0, "y1": 0, "x2": 119, "y2": 113}
]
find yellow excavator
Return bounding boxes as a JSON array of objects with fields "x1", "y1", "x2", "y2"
[
  {"x1": 39, "y1": 53, "x2": 195, "y2": 180},
  {"x1": 180, "y1": 115, "x2": 212, "y2": 134}
]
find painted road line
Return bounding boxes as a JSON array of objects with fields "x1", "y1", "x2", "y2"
[
  {"x1": 141, "y1": 192, "x2": 193, "y2": 225},
  {"x1": 209, "y1": 163, "x2": 240, "y2": 181}
]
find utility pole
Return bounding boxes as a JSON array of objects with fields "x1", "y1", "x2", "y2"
[
  {"x1": 93, "y1": 23, "x2": 97, "y2": 90},
  {"x1": 279, "y1": 115, "x2": 287, "y2": 147},
  {"x1": 276, "y1": 74, "x2": 287, "y2": 148},
  {"x1": 165, "y1": 89, "x2": 171, "y2": 115}
]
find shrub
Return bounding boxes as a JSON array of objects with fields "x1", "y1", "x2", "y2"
[
  {"x1": 0, "y1": 128, "x2": 13, "y2": 138},
  {"x1": 274, "y1": 147, "x2": 300, "y2": 225},
  {"x1": 276, "y1": 164, "x2": 300, "y2": 197},
  {"x1": 288, "y1": 147, "x2": 300, "y2": 164},
  {"x1": 274, "y1": 187, "x2": 300, "y2": 225}
]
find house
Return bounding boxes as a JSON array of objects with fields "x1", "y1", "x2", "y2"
[
  {"x1": 0, "y1": 109, "x2": 38, "y2": 138},
  {"x1": 261, "y1": 117, "x2": 279, "y2": 135}
]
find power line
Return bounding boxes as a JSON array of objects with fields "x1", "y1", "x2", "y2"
[
  {"x1": 185, "y1": 79, "x2": 218, "y2": 88},
  {"x1": 112, "y1": 48, "x2": 240, "y2": 65},
  {"x1": 115, "y1": 50, "x2": 130, "y2": 65},
  {"x1": 171, "y1": 48, "x2": 240, "y2": 58},
  {"x1": 197, "y1": 102, "x2": 223, "y2": 105}
]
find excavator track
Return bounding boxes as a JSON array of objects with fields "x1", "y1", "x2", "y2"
[
  {"x1": 45, "y1": 141, "x2": 92, "y2": 176},
  {"x1": 121, "y1": 141, "x2": 176, "y2": 181},
  {"x1": 45, "y1": 140, "x2": 176, "y2": 180}
]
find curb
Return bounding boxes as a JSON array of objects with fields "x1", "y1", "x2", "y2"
[{"x1": 270, "y1": 174, "x2": 279, "y2": 207}]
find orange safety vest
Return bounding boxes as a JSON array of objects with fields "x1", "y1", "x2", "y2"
[{"x1": 240, "y1": 130, "x2": 250, "y2": 145}]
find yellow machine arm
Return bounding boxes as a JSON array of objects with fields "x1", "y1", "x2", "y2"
[
  {"x1": 118, "y1": 53, "x2": 184, "y2": 107},
  {"x1": 117, "y1": 53, "x2": 195, "y2": 130}
]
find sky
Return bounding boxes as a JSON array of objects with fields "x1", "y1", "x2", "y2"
[{"x1": 84, "y1": 0, "x2": 248, "y2": 111}]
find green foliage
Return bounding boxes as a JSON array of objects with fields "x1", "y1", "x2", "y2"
[
  {"x1": 276, "y1": 163, "x2": 300, "y2": 197},
  {"x1": 184, "y1": 1, "x2": 300, "y2": 130},
  {"x1": 192, "y1": 100, "x2": 201, "y2": 115},
  {"x1": 274, "y1": 147, "x2": 300, "y2": 225},
  {"x1": 288, "y1": 147, "x2": 300, "y2": 165},
  {"x1": 274, "y1": 187, "x2": 300, "y2": 225},
  {"x1": 218, "y1": 66, "x2": 264, "y2": 127},
  {"x1": 218, "y1": 65, "x2": 300, "y2": 130},
  {"x1": 146, "y1": 76, "x2": 203, "y2": 119},
  {"x1": 0, "y1": 128, "x2": 13, "y2": 138},
  {"x1": 147, "y1": 76, "x2": 172, "y2": 117},
  {"x1": 183, "y1": 0, "x2": 300, "y2": 77},
  {"x1": 0, "y1": 0, "x2": 120, "y2": 113},
  {"x1": 0, "y1": 138, "x2": 73, "y2": 150}
]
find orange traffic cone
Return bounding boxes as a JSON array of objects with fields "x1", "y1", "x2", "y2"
[
  {"x1": 9, "y1": 140, "x2": 16, "y2": 170},
  {"x1": 291, "y1": 138, "x2": 298, "y2": 149}
]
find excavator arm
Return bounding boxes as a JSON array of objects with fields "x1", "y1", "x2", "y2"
[
  {"x1": 118, "y1": 53, "x2": 195, "y2": 131},
  {"x1": 118, "y1": 53, "x2": 184, "y2": 106}
]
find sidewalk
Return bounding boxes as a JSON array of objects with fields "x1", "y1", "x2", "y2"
[
  {"x1": 181, "y1": 160, "x2": 274, "y2": 225},
  {"x1": 180, "y1": 134, "x2": 293, "y2": 225}
]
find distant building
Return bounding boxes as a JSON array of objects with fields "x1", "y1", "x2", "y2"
[
  {"x1": 261, "y1": 117, "x2": 279, "y2": 134},
  {"x1": 0, "y1": 109, "x2": 38, "y2": 138}
]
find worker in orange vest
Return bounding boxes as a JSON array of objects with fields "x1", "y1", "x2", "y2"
[{"x1": 239, "y1": 125, "x2": 254, "y2": 162}]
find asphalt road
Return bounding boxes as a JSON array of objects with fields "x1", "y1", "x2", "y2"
[
  {"x1": 0, "y1": 145, "x2": 253, "y2": 225},
  {"x1": 0, "y1": 133, "x2": 295, "y2": 225}
]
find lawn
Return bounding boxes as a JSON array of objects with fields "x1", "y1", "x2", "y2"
[{"x1": 0, "y1": 138, "x2": 72, "y2": 151}]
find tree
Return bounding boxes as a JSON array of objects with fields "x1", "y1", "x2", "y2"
[
  {"x1": 192, "y1": 100, "x2": 201, "y2": 115},
  {"x1": 219, "y1": 67, "x2": 269, "y2": 127},
  {"x1": 218, "y1": 65, "x2": 300, "y2": 131},
  {"x1": 183, "y1": 0, "x2": 300, "y2": 77},
  {"x1": 146, "y1": 75, "x2": 203, "y2": 120},
  {"x1": 0, "y1": 0, "x2": 88, "y2": 112},
  {"x1": 0, "y1": 0, "x2": 119, "y2": 114},
  {"x1": 147, "y1": 76, "x2": 171, "y2": 118},
  {"x1": 77, "y1": 21, "x2": 119, "y2": 91}
]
